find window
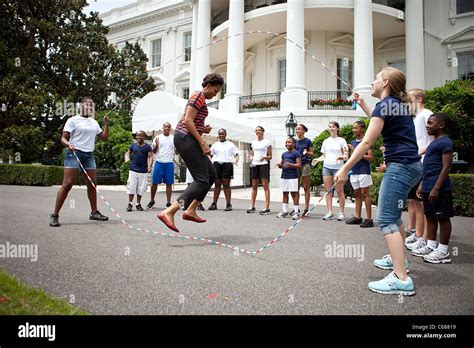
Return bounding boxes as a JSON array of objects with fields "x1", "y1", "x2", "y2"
[
  {"x1": 184, "y1": 32, "x2": 192, "y2": 62},
  {"x1": 278, "y1": 59, "x2": 286, "y2": 91},
  {"x1": 388, "y1": 60, "x2": 406, "y2": 74},
  {"x1": 456, "y1": 0, "x2": 474, "y2": 14},
  {"x1": 458, "y1": 51, "x2": 474, "y2": 80},
  {"x1": 151, "y1": 39, "x2": 162, "y2": 68},
  {"x1": 337, "y1": 57, "x2": 353, "y2": 94},
  {"x1": 182, "y1": 88, "x2": 190, "y2": 100}
]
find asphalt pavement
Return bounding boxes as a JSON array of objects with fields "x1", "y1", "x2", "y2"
[{"x1": 0, "y1": 185, "x2": 473, "y2": 315}]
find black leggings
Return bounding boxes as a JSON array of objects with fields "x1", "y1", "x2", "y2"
[{"x1": 175, "y1": 134, "x2": 216, "y2": 209}]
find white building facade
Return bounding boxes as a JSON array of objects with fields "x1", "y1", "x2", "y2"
[{"x1": 101, "y1": 0, "x2": 474, "y2": 186}]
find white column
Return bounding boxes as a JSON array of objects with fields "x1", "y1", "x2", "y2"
[
  {"x1": 194, "y1": 0, "x2": 211, "y2": 91},
  {"x1": 281, "y1": 0, "x2": 307, "y2": 111},
  {"x1": 219, "y1": 0, "x2": 244, "y2": 114},
  {"x1": 353, "y1": 0, "x2": 375, "y2": 102},
  {"x1": 405, "y1": 0, "x2": 425, "y2": 89},
  {"x1": 189, "y1": 0, "x2": 199, "y2": 93}
]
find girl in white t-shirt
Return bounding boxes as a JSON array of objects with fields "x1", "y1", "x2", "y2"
[
  {"x1": 312, "y1": 121, "x2": 348, "y2": 221},
  {"x1": 247, "y1": 126, "x2": 272, "y2": 215}
]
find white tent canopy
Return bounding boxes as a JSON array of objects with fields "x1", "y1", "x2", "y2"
[{"x1": 132, "y1": 91, "x2": 268, "y2": 143}]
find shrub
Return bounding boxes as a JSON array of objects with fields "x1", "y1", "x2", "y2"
[{"x1": 0, "y1": 164, "x2": 121, "y2": 186}]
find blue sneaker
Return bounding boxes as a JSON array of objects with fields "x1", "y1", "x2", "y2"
[
  {"x1": 373, "y1": 254, "x2": 410, "y2": 273},
  {"x1": 368, "y1": 271, "x2": 415, "y2": 296}
]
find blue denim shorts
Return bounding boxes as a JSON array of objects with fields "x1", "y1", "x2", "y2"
[
  {"x1": 322, "y1": 166, "x2": 340, "y2": 177},
  {"x1": 376, "y1": 161, "x2": 423, "y2": 235},
  {"x1": 64, "y1": 149, "x2": 96, "y2": 172}
]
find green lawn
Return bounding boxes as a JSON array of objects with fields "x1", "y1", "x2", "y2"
[{"x1": 0, "y1": 269, "x2": 88, "y2": 315}]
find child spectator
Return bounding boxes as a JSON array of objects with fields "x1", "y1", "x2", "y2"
[
  {"x1": 276, "y1": 138, "x2": 302, "y2": 220},
  {"x1": 414, "y1": 113, "x2": 454, "y2": 263},
  {"x1": 345, "y1": 121, "x2": 374, "y2": 228}
]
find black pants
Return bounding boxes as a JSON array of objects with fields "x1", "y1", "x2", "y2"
[{"x1": 174, "y1": 133, "x2": 216, "y2": 209}]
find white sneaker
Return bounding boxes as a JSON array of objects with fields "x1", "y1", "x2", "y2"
[
  {"x1": 405, "y1": 232, "x2": 418, "y2": 245},
  {"x1": 276, "y1": 211, "x2": 289, "y2": 218},
  {"x1": 323, "y1": 213, "x2": 334, "y2": 220},
  {"x1": 423, "y1": 249, "x2": 451, "y2": 264},
  {"x1": 404, "y1": 227, "x2": 416, "y2": 236},
  {"x1": 406, "y1": 237, "x2": 426, "y2": 251},
  {"x1": 292, "y1": 212, "x2": 301, "y2": 220},
  {"x1": 411, "y1": 245, "x2": 435, "y2": 257},
  {"x1": 337, "y1": 213, "x2": 345, "y2": 221}
]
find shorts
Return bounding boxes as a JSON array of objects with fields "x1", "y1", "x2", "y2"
[
  {"x1": 281, "y1": 178, "x2": 299, "y2": 192},
  {"x1": 423, "y1": 191, "x2": 454, "y2": 219},
  {"x1": 64, "y1": 149, "x2": 96, "y2": 173},
  {"x1": 350, "y1": 174, "x2": 373, "y2": 189},
  {"x1": 299, "y1": 163, "x2": 311, "y2": 177},
  {"x1": 213, "y1": 162, "x2": 234, "y2": 179},
  {"x1": 127, "y1": 171, "x2": 148, "y2": 196},
  {"x1": 407, "y1": 179, "x2": 423, "y2": 201},
  {"x1": 322, "y1": 166, "x2": 340, "y2": 177},
  {"x1": 152, "y1": 161, "x2": 174, "y2": 185},
  {"x1": 250, "y1": 163, "x2": 270, "y2": 180},
  {"x1": 376, "y1": 161, "x2": 423, "y2": 235}
]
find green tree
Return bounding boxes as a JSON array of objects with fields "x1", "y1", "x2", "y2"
[
  {"x1": 425, "y1": 80, "x2": 474, "y2": 164},
  {"x1": 0, "y1": 0, "x2": 152, "y2": 164}
]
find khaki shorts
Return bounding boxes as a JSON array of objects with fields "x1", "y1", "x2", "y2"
[{"x1": 299, "y1": 163, "x2": 311, "y2": 177}]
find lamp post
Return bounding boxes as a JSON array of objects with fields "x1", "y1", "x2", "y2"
[{"x1": 285, "y1": 112, "x2": 298, "y2": 138}]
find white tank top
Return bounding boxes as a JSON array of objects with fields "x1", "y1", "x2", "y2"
[{"x1": 154, "y1": 134, "x2": 174, "y2": 163}]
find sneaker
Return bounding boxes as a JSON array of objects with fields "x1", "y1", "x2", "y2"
[
  {"x1": 224, "y1": 204, "x2": 232, "y2": 211},
  {"x1": 50, "y1": 214, "x2": 60, "y2": 227},
  {"x1": 345, "y1": 216, "x2": 363, "y2": 225},
  {"x1": 323, "y1": 213, "x2": 334, "y2": 220},
  {"x1": 127, "y1": 203, "x2": 133, "y2": 212},
  {"x1": 404, "y1": 232, "x2": 418, "y2": 245},
  {"x1": 166, "y1": 202, "x2": 172, "y2": 208},
  {"x1": 374, "y1": 255, "x2": 410, "y2": 273},
  {"x1": 135, "y1": 203, "x2": 144, "y2": 211},
  {"x1": 411, "y1": 245, "x2": 435, "y2": 258},
  {"x1": 360, "y1": 219, "x2": 374, "y2": 228},
  {"x1": 197, "y1": 204, "x2": 205, "y2": 211},
  {"x1": 404, "y1": 227, "x2": 416, "y2": 236},
  {"x1": 276, "y1": 211, "x2": 289, "y2": 218},
  {"x1": 247, "y1": 207, "x2": 256, "y2": 213},
  {"x1": 89, "y1": 211, "x2": 109, "y2": 221},
  {"x1": 423, "y1": 249, "x2": 451, "y2": 264},
  {"x1": 146, "y1": 201, "x2": 155, "y2": 209},
  {"x1": 406, "y1": 237, "x2": 426, "y2": 251},
  {"x1": 368, "y1": 271, "x2": 415, "y2": 296},
  {"x1": 292, "y1": 212, "x2": 301, "y2": 220},
  {"x1": 302, "y1": 209, "x2": 309, "y2": 217},
  {"x1": 337, "y1": 213, "x2": 345, "y2": 221},
  {"x1": 208, "y1": 203, "x2": 217, "y2": 210},
  {"x1": 259, "y1": 208, "x2": 271, "y2": 215}
]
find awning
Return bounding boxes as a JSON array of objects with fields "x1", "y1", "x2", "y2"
[{"x1": 132, "y1": 91, "x2": 267, "y2": 143}]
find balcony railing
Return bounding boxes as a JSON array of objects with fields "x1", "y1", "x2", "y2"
[
  {"x1": 239, "y1": 92, "x2": 281, "y2": 113},
  {"x1": 211, "y1": 1, "x2": 287, "y2": 30},
  {"x1": 372, "y1": 0, "x2": 405, "y2": 11},
  {"x1": 308, "y1": 91, "x2": 355, "y2": 110},
  {"x1": 207, "y1": 100, "x2": 219, "y2": 109}
]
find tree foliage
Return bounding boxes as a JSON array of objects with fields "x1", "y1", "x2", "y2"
[{"x1": 0, "y1": 0, "x2": 153, "y2": 164}]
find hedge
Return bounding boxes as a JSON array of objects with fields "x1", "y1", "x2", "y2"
[
  {"x1": 365, "y1": 172, "x2": 474, "y2": 217},
  {"x1": 0, "y1": 164, "x2": 121, "y2": 186}
]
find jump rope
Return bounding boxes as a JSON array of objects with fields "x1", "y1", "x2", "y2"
[{"x1": 74, "y1": 30, "x2": 351, "y2": 255}]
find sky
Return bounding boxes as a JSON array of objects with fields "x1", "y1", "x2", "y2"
[{"x1": 83, "y1": 0, "x2": 138, "y2": 15}]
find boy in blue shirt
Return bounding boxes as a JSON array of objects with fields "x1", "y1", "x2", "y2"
[
  {"x1": 276, "y1": 138, "x2": 302, "y2": 220},
  {"x1": 125, "y1": 131, "x2": 153, "y2": 211},
  {"x1": 415, "y1": 113, "x2": 454, "y2": 263}
]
